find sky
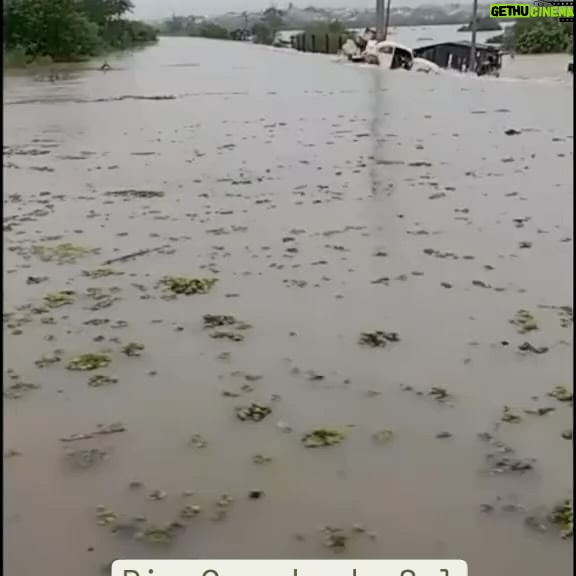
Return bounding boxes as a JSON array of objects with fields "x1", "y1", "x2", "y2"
[{"x1": 132, "y1": 1, "x2": 458, "y2": 20}]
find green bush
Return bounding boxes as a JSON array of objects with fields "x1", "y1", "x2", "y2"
[
  {"x1": 194, "y1": 22, "x2": 230, "y2": 40},
  {"x1": 511, "y1": 18, "x2": 572, "y2": 54},
  {"x1": 3, "y1": 0, "x2": 157, "y2": 65}
]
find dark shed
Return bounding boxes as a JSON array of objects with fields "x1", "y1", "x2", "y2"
[{"x1": 413, "y1": 41, "x2": 501, "y2": 72}]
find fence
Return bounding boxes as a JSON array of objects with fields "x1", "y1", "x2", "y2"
[{"x1": 290, "y1": 33, "x2": 349, "y2": 55}]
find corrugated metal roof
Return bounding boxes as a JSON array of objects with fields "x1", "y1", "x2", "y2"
[{"x1": 414, "y1": 40, "x2": 500, "y2": 52}]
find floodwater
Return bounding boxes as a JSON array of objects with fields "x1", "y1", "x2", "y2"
[
  {"x1": 280, "y1": 23, "x2": 574, "y2": 80},
  {"x1": 3, "y1": 36, "x2": 573, "y2": 575}
]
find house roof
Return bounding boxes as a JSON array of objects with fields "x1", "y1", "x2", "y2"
[{"x1": 414, "y1": 41, "x2": 500, "y2": 53}]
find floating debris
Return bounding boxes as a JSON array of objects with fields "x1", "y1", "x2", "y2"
[
  {"x1": 302, "y1": 428, "x2": 345, "y2": 448},
  {"x1": 26, "y1": 275, "x2": 48, "y2": 285},
  {"x1": 358, "y1": 330, "x2": 400, "y2": 348},
  {"x1": 203, "y1": 314, "x2": 237, "y2": 328},
  {"x1": 436, "y1": 431, "x2": 453, "y2": 439},
  {"x1": 82, "y1": 268, "x2": 122, "y2": 278},
  {"x1": 372, "y1": 429, "x2": 394, "y2": 444},
  {"x1": 538, "y1": 305, "x2": 573, "y2": 328},
  {"x1": 31, "y1": 242, "x2": 93, "y2": 264},
  {"x1": 148, "y1": 489, "x2": 168, "y2": 501},
  {"x1": 96, "y1": 506, "x2": 118, "y2": 527},
  {"x1": 561, "y1": 430, "x2": 573, "y2": 440},
  {"x1": 189, "y1": 433, "x2": 208, "y2": 449},
  {"x1": 105, "y1": 189, "x2": 165, "y2": 199},
  {"x1": 321, "y1": 526, "x2": 349, "y2": 551},
  {"x1": 88, "y1": 374, "x2": 118, "y2": 387},
  {"x1": 524, "y1": 406, "x2": 555, "y2": 416},
  {"x1": 122, "y1": 342, "x2": 145, "y2": 357},
  {"x1": 549, "y1": 386, "x2": 573, "y2": 403},
  {"x1": 142, "y1": 522, "x2": 183, "y2": 545},
  {"x1": 501, "y1": 406, "x2": 523, "y2": 423},
  {"x1": 211, "y1": 494, "x2": 233, "y2": 521},
  {"x1": 518, "y1": 342, "x2": 549, "y2": 354},
  {"x1": 276, "y1": 420, "x2": 293, "y2": 433},
  {"x1": 429, "y1": 387, "x2": 451, "y2": 402},
  {"x1": 210, "y1": 331, "x2": 244, "y2": 342},
  {"x1": 102, "y1": 245, "x2": 169, "y2": 266},
  {"x1": 67, "y1": 353, "x2": 111, "y2": 371},
  {"x1": 550, "y1": 500, "x2": 573, "y2": 539},
  {"x1": 510, "y1": 310, "x2": 538, "y2": 334},
  {"x1": 248, "y1": 490, "x2": 264, "y2": 500},
  {"x1": 252, "y1": 453, "x2": 273, "y2": 465},
  {"x1": 203, "y1": 314, "x2": 252, "y2": 330},
  {"x1": 60, "y1": 422, "x2": 125, "y2": 442},
  {"x1": 487, "y1": 455, "x2": 535, "y2": 474},
  {"x1": 65, "y1": 448, "x2": 109, "y2": 470},
  {"x1": 179, "y1": 505, "x2": 201, "y2": 519},
  {"x1": 161, "y1": 276, "x2": 218, "y2": 295},
  {"x1": 44, "y1": 291, "x2": 76, "y2": 308},
  {"x1": 235, "y1": 403, "x2": 271, "y2": 422},
  {"x1": 4, "y1": 380, "x2": 40, "y2": 399},
  {"x1": 33, "y1": 349, "x2": 64, "y2": 368}
]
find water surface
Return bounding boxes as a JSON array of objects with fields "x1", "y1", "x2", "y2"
[{"x1": 4, "y1": 36, "x2": 573, "y2": 575}]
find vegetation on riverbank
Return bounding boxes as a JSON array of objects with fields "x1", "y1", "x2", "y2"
[
  {"x1": 3, "y1": 0, "x2": 158, "y2": 66},
  {"x1": 487, "y1": 18, "x2": 572, "y2": 53}
]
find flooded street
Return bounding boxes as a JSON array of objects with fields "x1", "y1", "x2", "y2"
[{"x1": 3, "y1": 37, "x2": 573, "y2": 575}]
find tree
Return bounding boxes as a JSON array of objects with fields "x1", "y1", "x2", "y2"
[
  {"x1": 80, "y1": 0, "x2": 133, "y2": 25},
  {"x1": 262, "y1": 6, "x2": 284, "y2": 33},
  {"x1": 4, "y1": 0, "x2": 101, "y2": 61},
  {"x1": 3, "y1": 0, "x2": 155, "y2": 63},
  {"x1": 252, "y1": 6, "x2": 284, "y2": 45},
  {"x1": 194, "y1": 21, "x2": 230, "y2": 40},
  {"x1": 510, "y1": 18, "x2": 572, "y2": 54},
  {"x1": 252, "y1": 22, "x2": 275, "y2": 45}
]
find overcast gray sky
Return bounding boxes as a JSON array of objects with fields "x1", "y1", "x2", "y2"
[{"x1": 132, "y1": 1, "x2": 455, "y2": 20}]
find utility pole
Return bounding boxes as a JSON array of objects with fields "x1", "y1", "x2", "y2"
[
  {"x1": 376, "y1": 0, "x2": 385, "y2": 41},
  {"x1": 383, "y1": 0, "x2": 392, "y2": 41},
  {"x1": 469, "y1": 0, "x2": 478, "y2": 72}
]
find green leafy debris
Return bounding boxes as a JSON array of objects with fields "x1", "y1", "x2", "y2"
[
  {"x1": 549, "y1": 386, "x2": 573, "y2": 403},
  {"x1": 31, "y1": 243, "x2": 93, "y2": 264},
  {"x1": 550, "y1": 500, "x2": 573, "y2": 539},
  {"x1": 235, "y1": 403, "x2": 271, "y2": 422},
  {"x1": 302, "y1": 428, "x2": 345, "y2": 448},
  {"x1": 44, "y1": 290, "x2": 76, "y2": 308},
  {"x1": 161, "y1": 276, "x2": 218, "y2": 295},
  {"x1": 88, "y1": 374, "x2": 118, "y2": 387},
  {"x1": 510, "y1": 309, "x2": 538, "y2": 334},
  {"x1": 67, "y1": 353, "x2": 111, "y2": 371}
]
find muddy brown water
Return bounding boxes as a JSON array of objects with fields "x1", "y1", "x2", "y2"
[{"x1": 3, "y1": 37, "x2": 573, "y2": 575}]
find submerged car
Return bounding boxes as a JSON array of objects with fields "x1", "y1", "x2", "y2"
[{"x1": 363, "y1": 40, "x2": 414, "y2": 70}]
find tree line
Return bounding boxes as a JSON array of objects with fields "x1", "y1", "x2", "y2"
[
  {"x1": 158, "y1": 8, "x2": 350, "y2": 46},
  {"x1": 488, "y1": 18, "x2": 573, "y2": 54},
  {"x1": 158, "y1": 7, "x2": 286, "y2": 45},
  {"x1": 3, "y1": 0, "x2": 158, "y2": 65}
]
